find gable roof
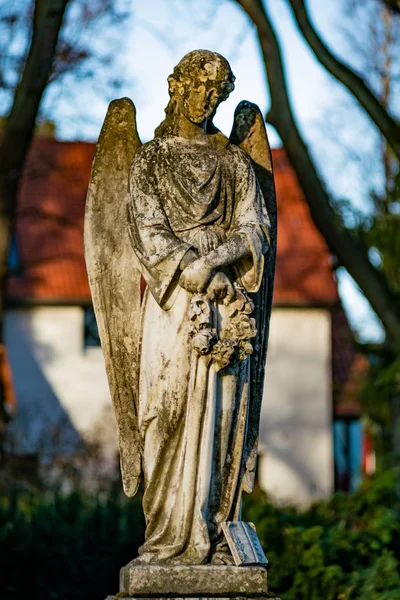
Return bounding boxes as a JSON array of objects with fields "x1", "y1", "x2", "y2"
[{"x1": 6, "y1": 139, "x2": 339, "y2": 306}]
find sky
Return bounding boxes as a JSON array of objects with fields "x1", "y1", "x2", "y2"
[{"x1": 41, "y1": 0, "x2": 393, "y2": 342}]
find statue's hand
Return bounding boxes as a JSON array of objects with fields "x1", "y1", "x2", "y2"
[
  {"x1": 179, "y1": 259, "x2": 213, "y2": 293},
  {"x1": 206, "y1": 272, "x2": 236, "y2": 305}
]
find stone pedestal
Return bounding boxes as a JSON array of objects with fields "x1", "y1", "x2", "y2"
[{"x1": 104, "y1": 564, "x2": 280, "y2": 600}]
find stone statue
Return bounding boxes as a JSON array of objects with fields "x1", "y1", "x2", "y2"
[{"x1": 85, "y1": 50, "x2": 277, "y2": 570}]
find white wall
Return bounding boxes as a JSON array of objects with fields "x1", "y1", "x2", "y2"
[
  {"x1": 4, "y1": 307, "x2": 116, "y2": 460},
  {"x1": 258, "y1": 308, "x2": 333, "y2": 507},
  {"x1": 5, "y1": 305, "x2": 333, "y2": 503}
]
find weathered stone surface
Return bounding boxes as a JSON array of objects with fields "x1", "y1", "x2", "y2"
[
  {"x1": 106, "y1": 597, "x2": 281, "y2": 600},
  {"x1": 105, "y1": 597, "x2": 281, "y2": 600},
  {"x1": 119, "y1": 564, "x2": 268, "y2": 597},
  {"x1": 86, "y1": 49, "x2": 277, "y2": 570}
]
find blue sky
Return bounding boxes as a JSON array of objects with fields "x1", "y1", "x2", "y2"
[{"x1": 44, "y1": 0, "x2": 393, "y2": 342}]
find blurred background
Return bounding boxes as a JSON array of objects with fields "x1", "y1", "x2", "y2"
[{"x1": 0, "y1": 0, "x2": 399, "y2": 598}]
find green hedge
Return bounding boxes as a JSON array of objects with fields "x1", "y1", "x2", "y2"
[
  {"x1": 243, "y1": 469, "x2": 400, "y2": 599},
  {"x1": 0, "y1": 486, "x2": 145, "y2": 600},
  {"x1": 1, "y1": 470, "x2": 400, "y2": 599}
]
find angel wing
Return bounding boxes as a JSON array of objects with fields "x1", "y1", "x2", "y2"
[
  {"x1": 84, "y1": 98, "x2": 143, "y2": 497},
  {"x1": 229, "y1": 100, "x2": 277, "y2": 493}
]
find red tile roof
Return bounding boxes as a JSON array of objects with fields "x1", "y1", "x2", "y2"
[
  {"x1": 272, "y1": 148, "x2": 338, "y2": 305},
  {"x1": 7, "y1": 139, "x2": 339, "y2": 305},
  {"x1": 8, "y1": 138, "x2": 94, "y2": 302}
]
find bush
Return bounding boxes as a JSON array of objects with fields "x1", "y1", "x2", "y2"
[
  {"x1": 0, "y1": 484, "x2": 145, "y2": 600},
  {"x1": 1, "y1": 470, "x2": 399, "y2": 599},
  {"x1": 242, "y1": 469, "x2": 400, "y2": 599}
]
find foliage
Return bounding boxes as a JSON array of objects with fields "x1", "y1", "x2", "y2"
[
  {"x1": 353, "y1": 140, "x2": 400, "y2": 458},
  {"x1": 242, "y1": 469, "x2": 400, "y2": 600},
  {"x1": 357, "y1": 166, "x2": 400, "y2": 456},
  {"x1": 1, "y1": 471, "x2": 400, "y2": 599},
  {"x1": 0, "y1": 482, "x2": 145, "y2": 600}
]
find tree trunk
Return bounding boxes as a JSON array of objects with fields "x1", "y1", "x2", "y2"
[
  {"x1": 382, "y1": 0, "x2": 400, "y2": 15},
  {"x1": 287, "y1": 0, "x2": 400, "y2": 160},
  {"x1": 234, "y1": 0, "x2": 400, "y2": 346},
  {"x1": 0, "y1": 0, "x2": 69, "y2": 426}
]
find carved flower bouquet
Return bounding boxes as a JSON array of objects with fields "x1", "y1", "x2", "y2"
[{"x1": 188, "y1": 287, "x2": 257, "y2": 372}]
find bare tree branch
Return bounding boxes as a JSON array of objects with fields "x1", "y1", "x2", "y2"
[
  {"x1": 382, "y1": 0, "x2": 400, "y2": 15},
  {"x1": 0, "y1": 0, "x2": 69, "y2": 221},
  {"x1": 286, "y1": 0, "x2": 400, "y2": 159},
  {"x1": 233, "y1": 0, "x2": 400, "y2": 345},
  {"x1": 0, "y1": 0, "x2": 69, "y2": 417}
]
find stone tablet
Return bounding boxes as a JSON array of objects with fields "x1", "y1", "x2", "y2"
[{"x1": 222, "y1": 522, "x2": 268, "y2": 566}]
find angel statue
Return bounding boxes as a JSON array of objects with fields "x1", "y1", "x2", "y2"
[{"x1": 85, "y1": 50, "x2": 277, "y2": 567}]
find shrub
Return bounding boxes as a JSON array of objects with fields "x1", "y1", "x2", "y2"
[
  {"x1": 1, "y1": 470, "x2": 399, "y2": 599},
  {"x1": 0, "y1": 484, "x2": 145, "y2": 599},
  {"x1": 242, "y1": 469, "x2": 400, "y2": 599}
]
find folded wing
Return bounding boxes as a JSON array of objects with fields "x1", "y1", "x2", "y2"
[
  {"x1": 230, "y1": 101, "x2": 277, "y2": 493},
  {"x1": 84, "y1": 98, "x2": 143, "y2": 497}
]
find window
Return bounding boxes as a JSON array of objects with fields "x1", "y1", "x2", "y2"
[
  {"x1": 333, "y1": 419, "x2": 363, "y2": 492},
  {"x1": 83, "y1": 306, "x2": 101, "y2": 348},
  {"x1": 7, "y1": 231, "x2": 21, "y2": 273}
]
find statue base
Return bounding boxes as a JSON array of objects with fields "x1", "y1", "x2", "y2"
[{"x1": 104, "y1": 564, "x2": 281, "y2": 599}]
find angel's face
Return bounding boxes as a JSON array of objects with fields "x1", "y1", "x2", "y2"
[
  {"x1": 179, "y1": 68, "x2": 235, "y2": 125},
  {"x1": 181, "y1": 83, "x2": 221, "y2": 124}
]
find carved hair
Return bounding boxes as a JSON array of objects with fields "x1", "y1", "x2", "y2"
[{"x1": 155, "y1": 49, "x2": 235, "y2": 138}]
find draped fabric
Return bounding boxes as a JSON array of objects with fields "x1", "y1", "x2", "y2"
[{"x1": 127, "y1": 134, "x2": 270, "y2": 564}]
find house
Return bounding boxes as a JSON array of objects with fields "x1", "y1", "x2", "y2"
[
  {"x1": 3, "y1": 136, "x2": 367, "y2": 504},
  {"x1": 256, "y1": 150, "x2": 368, "y2": 505}
]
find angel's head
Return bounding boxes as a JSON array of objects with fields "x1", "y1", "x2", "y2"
[{"x1": 155, "y1": 50, "x2": 235, "y2": 136}]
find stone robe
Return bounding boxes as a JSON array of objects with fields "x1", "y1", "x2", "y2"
[{"x1": 127, "y1": 133, "x2": 270, "y2": 564}]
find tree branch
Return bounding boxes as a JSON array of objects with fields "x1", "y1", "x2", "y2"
[
  {"x1": 0, "y1": 0, "x2": 68, "y2": 272},
  {"x1": 382, "y1": 0, "x2": 400, "y2": 15},
  {"x1": 0, "y1": 0, "x2": 69, "y2": 211},
  {"x1": 286, "y1": 0, "x2": 400, "y2": 159},
  {"x1": 234, "y1": 0, "x2": 400, "y2": 345},
  {"x1": 0, "y1": 0, "x2": 69, "y2": 413}
]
